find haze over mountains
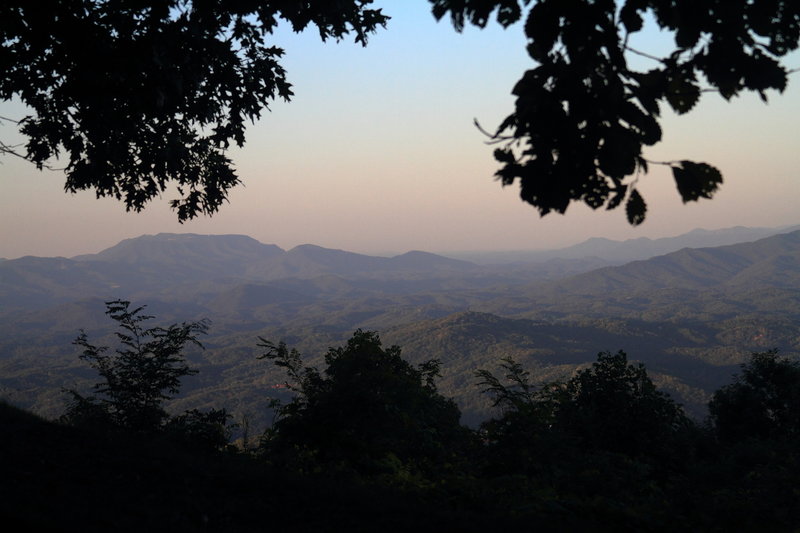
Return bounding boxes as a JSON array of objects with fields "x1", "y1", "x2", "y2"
[
  {"x1": 1, "y1": 225, "x2": 799, "y2": 427},
  {"x1": 3, "y1": 223, "x2": 798, "y2": 311},
  {"x1": 450, "y1": 224, "x2": 800, "y2": 264}
]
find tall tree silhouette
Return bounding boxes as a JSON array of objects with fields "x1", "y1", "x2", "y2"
[{"x1": 64, "y1": 300, "x2": 208, "y2": 432}]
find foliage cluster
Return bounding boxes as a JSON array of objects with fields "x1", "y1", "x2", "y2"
[
  {"x1": 709, "y1": 348, "x2": 800, "y2": 442},
  {"x1": 257, "y1": 330, "x2": 470, "y2": 480},
  {"x1": 62, "y1": 300, "x2": 233, "y2": 450},
  {"x1": 1, "y1": 1, "x2": 387, "y2": 220},
  {"x1": 253, "y1": 338, "x2": 800, "y2": 528},
  {"x1": 249, "y1": 331, "x2": 800, "y2": 529},
  {"x1": 433, "y1": 0, "x2": 799, "y2": 224}
]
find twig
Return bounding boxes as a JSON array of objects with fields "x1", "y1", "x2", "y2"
[{"x1": 624, "y1": 46, "x2": 664, "y2": 63}]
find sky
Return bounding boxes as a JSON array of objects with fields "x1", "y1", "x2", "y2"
[{"x1": 1, "y1": 1, "x2": 799, "y2": 259}]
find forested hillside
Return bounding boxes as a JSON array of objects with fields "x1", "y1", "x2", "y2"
[{"x1": 2, "y1": 229, "x2": 799, "y2": 428}]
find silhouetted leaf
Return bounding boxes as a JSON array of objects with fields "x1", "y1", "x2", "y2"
[
  {"x1": 672, "y1": 161, "x2": 723, "y2": 202},
  {"x1": 666, "y1": 77, "x2": 700, "y2": 114},
  {"x1": 625, "y1": 189, "x2": 646, "y2": 226},
  {"x1": 675, "y1": 22, "x2": 701, "y2": 49},
  {"x1": 493, "y1": 148, "x2": 516, "y2": 164},
  {"x1": 744, "y1": 53, "x2": 788, "y2": 93},
  {"x1": 620, "y1": 2, "x2": 644, "y2": 33}
]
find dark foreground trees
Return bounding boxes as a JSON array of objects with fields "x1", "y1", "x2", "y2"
[
  {"x1": 701, "y1": 350, "x2": 800, "y2": 530},
  {"x1": 257, "y1": 330, "x2": 470, "y2": 480},
  {"x1": 549, "y1": 350, "x2": 692, "y2": 461},
  {"x1": 478, "y1": 350, "x2": 691, "y2": 464},
  {"x1": 49, "y1": 301, "x2": 800, "y2": 529},
  {"x1": 709, "y1": 348, "x2": 800, "y2": 442},
  {"x1": 475, "y1": 351, "x2": 696, "y2": 526},
  {"x1": 253, "y1": 341, "x2": 800, "y2": 528},
  {"x1": 474, "y1": 349, "x2": 800, "y2": 530},
  {"x1": 63, "y1": 300, "x2": 231, "y2": 449},
  {"x1": 41, "y1": 320, "x2": 800, "y2": 530}
]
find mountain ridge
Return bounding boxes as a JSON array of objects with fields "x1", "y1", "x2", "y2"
[
  {"x1": 3, "y1": 228, "x2": 800, "y2": 315},
  {"x1": 540, "y1": 230, "x2": 800, "y2": 295},
  {"x1": 449, "y1": 224, "x2": 800, "y2": 264},
  {"x1": 2, "y1": 228, "x2": 799, "y2": 428}
]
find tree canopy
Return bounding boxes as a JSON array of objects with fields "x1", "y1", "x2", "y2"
[
  {"x1": 432, "y1": 0, "x2": 799, "y2": 224},
  {"x1": 257, "y1": 330, "x2": 467, "y2": 479},
  {"x1": 2, "y1": 1, "x2": 797, "y2": 223},
  {"x1": 709, "y1": 349, "x2": 800, "y2": 442},
  {"x1": 65, "y1": 299, "x2": 208, "y2": 432},
  {"x1": 0, "y1": 1, "x2": 387, "y2": 221},
  {"x1": 477, "y1": 351, "x2": 690, "y2": 467}
]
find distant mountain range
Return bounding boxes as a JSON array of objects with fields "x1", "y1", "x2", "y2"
[
  {"x1": 1, "y1": 226, "x2": 799, "y2": 428},
  {"x1": 73, "y1": 234, "x2": 475, "y2": 279},
  {"x1": 4, "y1": 225, "x2": 798, "y2": 312},
  {"x1": 540, "y1": 229, "x2": 800, "y2": 294},
  {"x1": 450, "y1": 224, "x2": 800, "y2": 264},
  {"x1": 0, "y1": 233, "x2": 480, "y2": 312}
]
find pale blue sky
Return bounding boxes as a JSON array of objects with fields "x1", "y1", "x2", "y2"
[{"x1": 1, "y1": 1, "x2": 798, "y2": 259}]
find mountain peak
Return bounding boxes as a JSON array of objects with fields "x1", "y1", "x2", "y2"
[
  {"x1": 388, "y1": 251, "x2": 475, "y2": 270},
  {"x1": 74, "y1": 233, "x2": 284, "y2": 262}
]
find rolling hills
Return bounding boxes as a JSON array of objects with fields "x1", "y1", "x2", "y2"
[{"x1": 1, "y1": 227, "x2": 799, "y2": 429}]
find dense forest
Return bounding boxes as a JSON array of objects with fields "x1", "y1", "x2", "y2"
[{"x1": 3, "y1": 301, "x2": 799, "y2": 531}]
